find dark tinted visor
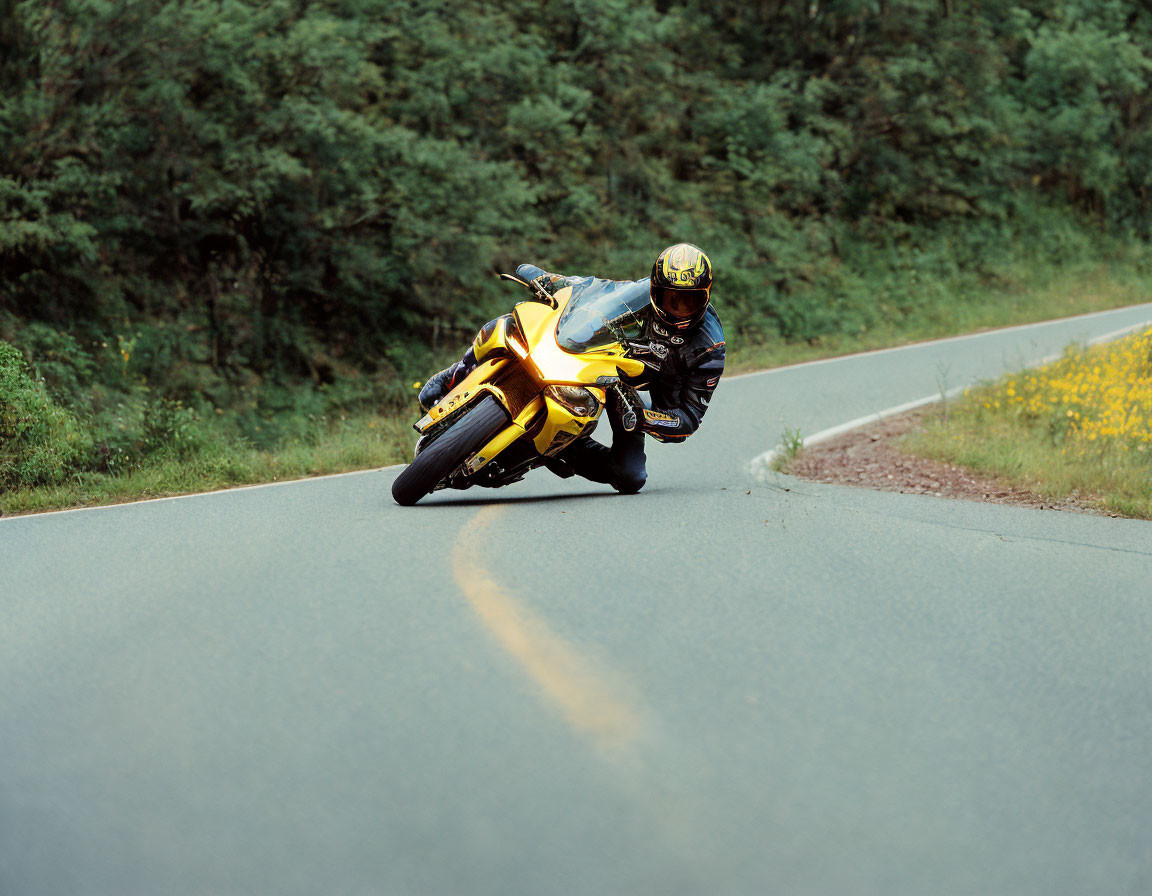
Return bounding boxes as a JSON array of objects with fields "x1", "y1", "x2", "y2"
[{"x1": 655, "y1": 287, "x2": 709, "y2": 320}]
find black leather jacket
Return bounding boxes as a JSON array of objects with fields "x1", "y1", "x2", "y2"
[{"x1": 516, "y1": 264, "x2": 726, "y2": 442}]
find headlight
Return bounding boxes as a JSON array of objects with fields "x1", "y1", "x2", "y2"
[{"x1": 546, "y1": 385, "x2": 600, "y2": 417}]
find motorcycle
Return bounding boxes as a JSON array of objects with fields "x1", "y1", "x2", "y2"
[{"x1": 391, "y1": 273, "x2": 650, "y2": 506}]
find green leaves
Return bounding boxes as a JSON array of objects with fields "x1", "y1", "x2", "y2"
[
  {"x1": 5, "y1": 0, "x2": 1152, "y2": 421},
  {"x1": 1016, "y1": 3, "x2": 1152, "y2": 214},
  {"x1": 0, "y1": 341, "x2": 91, "y2": 489}
]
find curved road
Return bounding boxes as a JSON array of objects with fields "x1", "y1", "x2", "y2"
[{"x1": 4, "y1": 305, "x2": 1152, "y2": 896}]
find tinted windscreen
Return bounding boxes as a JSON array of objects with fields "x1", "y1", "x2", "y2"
[{"x1": 554, "y1": 278, "x2": 650, "y2": 353}]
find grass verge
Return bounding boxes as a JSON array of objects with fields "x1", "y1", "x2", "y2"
[
  {"x1": 904, "y1": 327, "x2": 1152, "y2": 520},
  {"x1": 0, "y1": 415, "x2": 414, "y2": 517}
]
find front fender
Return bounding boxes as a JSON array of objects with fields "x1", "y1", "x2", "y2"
[{"x1": 415, "y1": 358, "x2": 513, "y2": 433}]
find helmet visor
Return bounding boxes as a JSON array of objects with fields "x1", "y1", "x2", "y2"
[{"x1": 654, "y1": 286, "x2": 709, "y2": 321}]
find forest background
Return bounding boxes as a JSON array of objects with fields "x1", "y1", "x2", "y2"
[{"x1": 3, "y1": 0, "x2": 1152, "y2": 507}]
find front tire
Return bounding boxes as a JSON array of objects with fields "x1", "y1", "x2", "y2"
[{"x1": 391, "y1": 396, "x2": 509, "y2": 506}]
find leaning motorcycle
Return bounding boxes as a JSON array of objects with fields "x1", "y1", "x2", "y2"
[{"x1": 391, "y1": 274, "x2": 649, "y2": 506}]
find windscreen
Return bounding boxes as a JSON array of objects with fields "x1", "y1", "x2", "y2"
[{"x1": 554, "y1": 278, "x2": 650, "y2": 353}]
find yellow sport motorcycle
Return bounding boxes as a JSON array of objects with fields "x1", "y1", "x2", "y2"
[{"x1": 391, "y1": 274, "x2": 650, "y2": 506}]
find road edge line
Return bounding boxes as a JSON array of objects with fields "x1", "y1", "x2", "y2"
[
  {"x1": 749, "y1": 319, "x2": 1152, "y2": 481},
  {"x1": 0, "y1": 464, "x2": 406, "y2": 523}
]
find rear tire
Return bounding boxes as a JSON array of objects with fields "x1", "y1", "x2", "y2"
[{"x1": 391, "y1": 396, "x2": 509, "y2": 506}]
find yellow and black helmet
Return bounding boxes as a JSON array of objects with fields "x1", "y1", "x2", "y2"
[{"x1": 650, "y1": 243, "x2": 713, "y2": 330}]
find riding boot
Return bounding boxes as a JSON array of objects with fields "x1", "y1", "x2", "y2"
[
  {"x1": 418, "y1": 348, "x2": 478, "y2": 411},
  {"x1": 542, "y1": 455, "x2": 576, "y2": 478}
]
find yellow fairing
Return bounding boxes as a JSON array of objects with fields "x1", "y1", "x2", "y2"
[
  {"x1": 532, "y1": 393, "x2": 603, "y2": 456},
  {"x1": 418, "y1": 289, "x2": 645, "y2": 474},
  {"x1": 472, "y1": 314, "x2": 521, "y2": 363},
  {"x1": 515, "y1": 290, "x2": 646, "y2": 384},
  {"x1": 417, "y1": 358, "x2": 511, "y2": 429}
]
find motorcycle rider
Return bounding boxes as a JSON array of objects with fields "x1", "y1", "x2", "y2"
[{"x1": 417, "y1": 243, "x2": 725, "y2": 494}]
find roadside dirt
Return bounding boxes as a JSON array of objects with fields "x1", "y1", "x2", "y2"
[{"x1": 784, "y1": 406, "x2": 1107, "y2": 516}]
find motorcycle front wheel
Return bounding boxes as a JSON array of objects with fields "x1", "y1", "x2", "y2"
[{"x1": 391, "y1": 395, "x2": 509, "y2": 506}]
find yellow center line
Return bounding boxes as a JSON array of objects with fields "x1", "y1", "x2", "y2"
[{"x1": 452, "y1": 506, "x2": 641, "y2": 752}]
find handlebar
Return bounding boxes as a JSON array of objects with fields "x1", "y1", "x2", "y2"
[{"x1": 498, "y1": 272, "x2": 557, "y2": 308}]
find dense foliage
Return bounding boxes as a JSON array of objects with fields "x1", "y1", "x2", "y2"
[
  {"x1": 0, "y1": 339, "x2": 88, "y2": 488},
  {"x1": 3, "y1": 0, "x2": 1152, "y2": 488}
]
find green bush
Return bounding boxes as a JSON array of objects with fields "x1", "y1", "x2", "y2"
[
  {"x1": 141, "y1": 397, "x2": 211, "y2": 460},
  {"x1": 0, "y1": 341, "x2": 91, "y2": 489},
  {"x1": 16, "y1": 322, "x2": 96, "y2": 408}
]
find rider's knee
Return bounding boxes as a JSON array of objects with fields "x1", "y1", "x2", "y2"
[{"x1": 613, "y1": 469, "x2": 646, "y2": 494}]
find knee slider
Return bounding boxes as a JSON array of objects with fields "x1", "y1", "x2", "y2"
[{"x1": 613, "y1": 469, "x2": 646, "y2": 494}]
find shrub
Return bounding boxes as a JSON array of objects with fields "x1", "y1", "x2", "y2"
[
  {"x1": 140, "y1": 396, "x2": 211, "y2": 460},
  {"x1": 17, "y1": 322, "x2": 96, "y2": 409},
  {"x1": 0, "y1": 341, "x2": 91, "y2": 489}
]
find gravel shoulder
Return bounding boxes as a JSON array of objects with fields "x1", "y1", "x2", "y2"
[{"x1": 783, "y1": 406, "x2": 1108, "y2": 516}]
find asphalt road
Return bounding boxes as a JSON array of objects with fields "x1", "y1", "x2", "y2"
[{"x1": 4, "y1": 305, "x2": 1152, "y2": 896}]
